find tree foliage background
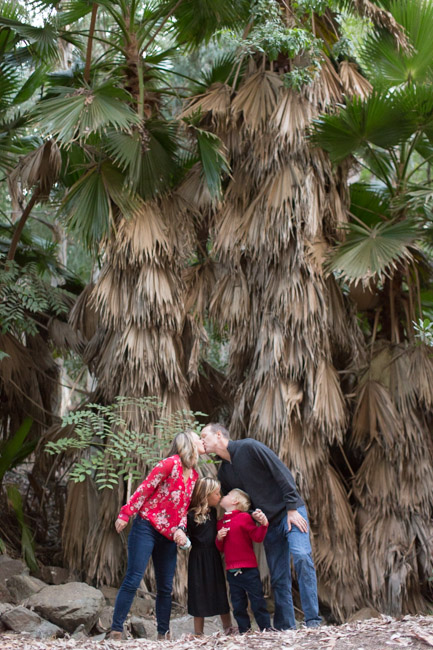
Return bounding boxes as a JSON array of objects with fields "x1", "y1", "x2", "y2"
[{"x1": 0, "y1": 0, "x2": 432, "y2": 623}]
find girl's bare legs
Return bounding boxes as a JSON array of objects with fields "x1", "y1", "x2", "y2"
[
  {"x1": 221, "y1": 612, "x2": 233, "y2": 633},
  {"x1": 193, "y1": 616, "x2": 204, "y2": 635}
]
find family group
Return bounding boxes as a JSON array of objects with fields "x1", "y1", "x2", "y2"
[{"x1": 108, "y1": 423, "x2": 321, "y2": 641}]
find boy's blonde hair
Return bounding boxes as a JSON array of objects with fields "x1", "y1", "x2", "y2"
[
  {"x1": 190, "y1": 477, "x2": 221, "y2": 524},
  {"x1": 230, "y1": 488, "x2": 251, "y2": 512}
]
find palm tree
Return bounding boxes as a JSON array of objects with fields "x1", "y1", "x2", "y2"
[
  {"x1": 182, "y1": 0, "x2": 433, "y2": 620},
  {"x1": 313, "y1": 0, "x2": 433, "y2": 615},
  {"x1": 30, "y1": 0, "x2": 241, "y2": 587}
]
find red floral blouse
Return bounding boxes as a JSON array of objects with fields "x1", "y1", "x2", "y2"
[{"x1": 117, "y1": 455, "x2": 198, "y2": 540}]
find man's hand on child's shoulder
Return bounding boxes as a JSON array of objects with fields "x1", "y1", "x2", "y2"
[{"x1": 252, "y1": 509, "x2": 268, "y2": 526}]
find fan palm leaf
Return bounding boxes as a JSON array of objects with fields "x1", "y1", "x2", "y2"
[
  {"x1": 360, "y1": 0, "x2": 433, "y2": 88},
  {"x1": 313, "y1": 92, "x2": 414, "y2": 163},
  {"x1": 327, "y1": 219, "x2": 417, "y2": 284},
  {"x1": 34, "y1": 83, "x2": 139, "y2": 144}
]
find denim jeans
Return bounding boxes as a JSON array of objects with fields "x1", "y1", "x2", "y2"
[
  {"x1": 111, "y1": 517, "x2": 177, "y2": 635},
  {"x1": 226, "y1": 567, "x2": 271, "y2": 633},
  {"x1": 263, "y1": 506, "x2": 321, "y2": 630}
]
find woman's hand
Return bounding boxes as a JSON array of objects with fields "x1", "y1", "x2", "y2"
[
  {"x1": 115, "y1": 518, "x2": 128, "y2": 534},
  {"x1": 173, "y1": 529, "x2": 187, "y2": 546},
  {"x1": 217, "y1": 527, "x2": 228, "y2": 541}
]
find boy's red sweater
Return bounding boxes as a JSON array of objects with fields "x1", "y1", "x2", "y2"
[{"x1": 215, "y1": 509, "x2": 268, "y2": 570}]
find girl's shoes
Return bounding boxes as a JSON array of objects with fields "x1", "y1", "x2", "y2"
[{"x1": 223, "y1": 626, "x2": 239, "y2": 635}]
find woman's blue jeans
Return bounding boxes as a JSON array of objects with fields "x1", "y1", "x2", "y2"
[
  {"x1": 111, "y1": 517, "x2": 177, "y2": 635},
  {"x1": 263, "y1": 506, "x2": 321, "y2": 630}
]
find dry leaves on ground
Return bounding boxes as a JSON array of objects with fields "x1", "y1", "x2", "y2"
[{"x1": 1, "y1": 615, "x2": 432, "y2": 650}]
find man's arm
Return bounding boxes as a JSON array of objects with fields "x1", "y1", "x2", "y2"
[{"x1": 248, "y1": 443, "x2": 301, "y2": 510}]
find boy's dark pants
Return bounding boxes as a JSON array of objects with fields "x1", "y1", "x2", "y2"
[{"x1": 227, "y1": 567, "x2": 271, "y2": 633}]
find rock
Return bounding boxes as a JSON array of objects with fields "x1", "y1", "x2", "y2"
[
  {"x1": 100, "y1": 585, "x2": 118, "y2": 606},
  {"x1": 94, "y1": 605, "x2": 114, "y2": 633},
  {"x1": 0, "y1": 603, "x2": 14, "y2": 631},
  {"x1": 347, "y1": 607, "x2": 382, "y2": 622},
  {"x1": 131, "y1": 594, "x2": 154, "y2": 617},
  {"x1": 130, "y1": 615, "x2": 148, "y2": 638},
  {"x1": 39, "y1": 565, "x2": 71, "y2": 585},
  {"x1": 27, "y1": 581, "x2": 105, "y2": 633},
  {"x1": 6, "y1": 575, "x2": 47, "y2": 603},
  {"x1": 71, "y1": 623, "x2": 88, "y2": 640},
  {"x1": 129, "y1": 616, "x2": 156, "y2": 640},
  {"x1": 0, "y1": 583, "x2": 12, "y2": 604},
  {"x1": 1, "y1": 605, "x2": 63, "y2": 638},
  {"x1": 0, "y1": 556, "x2": 28, "y2": 589}
]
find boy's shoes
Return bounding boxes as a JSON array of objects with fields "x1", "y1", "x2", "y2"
[
  {"x1": 223, "y1": 626, "x2": 239, "y2": 635},
  {"x1": 157, "y1": 631, "x2": 171, "y2": 641},
  {"x1": 107, "y1": 630, "x2": 123, "y2": 641}
]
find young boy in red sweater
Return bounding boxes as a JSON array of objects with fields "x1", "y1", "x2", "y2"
[{"x1": 216, "y1": 488, "x2": 271, "y2": 633}]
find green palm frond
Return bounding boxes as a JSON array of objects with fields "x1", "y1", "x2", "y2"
[
  {"x1": 104, "y1": 119, "x2": 180, "y2": 199},
  {"x1": 0, "y1": 16, "x2": 60, "y2": 61},
  {"x1": 34, "y1": 83, "x2": 139, "y2": 144},
  {"x1": 200, "y1": 52, "x2": 237, "y2": 87},
  {"x1": 394, "y1": 84, "x2": 433, "y2": 141},
  {"x1": 360, "y1": 0, "x2": 433, "y2": 87},
  {"x1": 328, "y1": 219, "x2": 418, "y2": 285},
  {"x1": 313, "y1": 92, "x2": 414, "y2": 163},
  {"x1": 194, "y1": 127, "x2": 230, "y2": 198},
  {"x1": 349, "y1": 182, "x2": 391, "y2": 227},
  {"x1": 160, "y1": 0, "x2": 248, "y2": 48},
  {"x1": 60, "y1": 161, "x2": 140, "y2": 248}
]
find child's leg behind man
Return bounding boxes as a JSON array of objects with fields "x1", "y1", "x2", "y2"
[{"x1": 227, "y1": 568, "x2": 270, "y2": 633}]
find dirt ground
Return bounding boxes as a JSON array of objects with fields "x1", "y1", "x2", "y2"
[{"x1": 1, "y1": 615, "x2": 433, "y2": 650}]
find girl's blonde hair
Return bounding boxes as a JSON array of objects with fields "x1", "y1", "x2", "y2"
[
  {"x1": 189, "y1": 477, "x2": 221, "y2": 524},
  {"x1": 167, "y1": 429, "x2": 199, "y2": 469}
]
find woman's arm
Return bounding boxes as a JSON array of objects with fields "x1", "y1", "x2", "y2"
[{"x1": 117, "y1": 457, "x2": 175, "y2": 522}]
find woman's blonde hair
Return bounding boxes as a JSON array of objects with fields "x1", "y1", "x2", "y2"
[
  {"x1": 189, "y1": 477, "x2": 221, "y2": 524},
  {"x1": 167, "y1": 429, "x2": 199, "y2": 469}
]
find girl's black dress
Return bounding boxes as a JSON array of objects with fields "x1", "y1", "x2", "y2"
[{"x1": 187, "y1": 508, "x2": 230, "y2": 617}]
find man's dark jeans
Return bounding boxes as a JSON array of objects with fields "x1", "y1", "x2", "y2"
[
  {"x1": 111, "y1": 517, "x2": 177, "y2": 635},
  {"x1": 263, "y1": 506, "x2": 321, "y2": 630},
  {"x1": 226, "y1": 567, "x2": 271, "y2": 633}
]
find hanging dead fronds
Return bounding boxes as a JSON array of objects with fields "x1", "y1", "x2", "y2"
[
  {"x1": 339, "y1": 61, "x2": 372, "y2": 99},
  {"x1": 352, "y1": 380, "x2": 403, "y2": 451}
]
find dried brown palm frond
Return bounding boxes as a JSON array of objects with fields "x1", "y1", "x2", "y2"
[
  {"x1": 353, "y1": 444, "x2": 399, "y2": 511},
  {"x1": 339, "y1": 61, "x2": 372, "y2": 99},
  {"x1": 407, "y1": 343, "x2": 433, "y2": 410},
  {"x1": 176, "y1": 165, "x2": 215, "y2": 211},
  {"x1": 84, "y1": 485, "x2": 125, "y2": 585},
  {"x1": 309, "y1": 466, "x2": 364, "y2": 622},
  {"x1": 352, "y1": 379, "x2": 402, "y2": 451},
  {"x1": 8, "y1": 140, "x2": 61, "y2": 205},
  {"x1": 62, "y1": 478, "x2": 99, "y2": 575},
  {"x1": 311, "y1": 359, "x2": 346, "y2": 443},
  {"x1": 249, "y1": 376, "x2": 303, "y2": 442},
  {"x1": 179, "y1": 82, "x2": 232, "y2": 126},
  {"x1": 271, "y1": 90, "x2": 312, "y2": 145},
  {"x1": 209, "y1": 266, "x2": 251, "y2": 333},
  {"x1": 108, "y1": 202, "x2": 170, "y2": 267},
  {"x1": 232, "y1": 70, "x2": 283, "y2": 132},
  {"x1": 68, "y1": 282, "x2": 100, "y2": 342},
  {"x1": 358, "y1": 511, "x2": 429, "y2": 615},
  {"x1": 352, "y1": 0, "x2": 411, "y2": 51},
  {"x1": 305, "y1": 56, "x2": 342, "y2": 110},
  {"x1": 48, "y1": 317, "x2": 85, "y2": 353}
]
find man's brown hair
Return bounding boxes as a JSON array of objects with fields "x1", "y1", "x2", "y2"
[{"x1": 207, "y1": 422, "x2": 230, "y2": 439}]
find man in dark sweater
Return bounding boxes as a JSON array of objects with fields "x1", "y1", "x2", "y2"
[{"x1": 201, "y1": 423, "x2": 321, "y2": 630}]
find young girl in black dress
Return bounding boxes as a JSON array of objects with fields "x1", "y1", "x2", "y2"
[{"x1": 187, "y1": 477, "x2": 234, "y2": 636}]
